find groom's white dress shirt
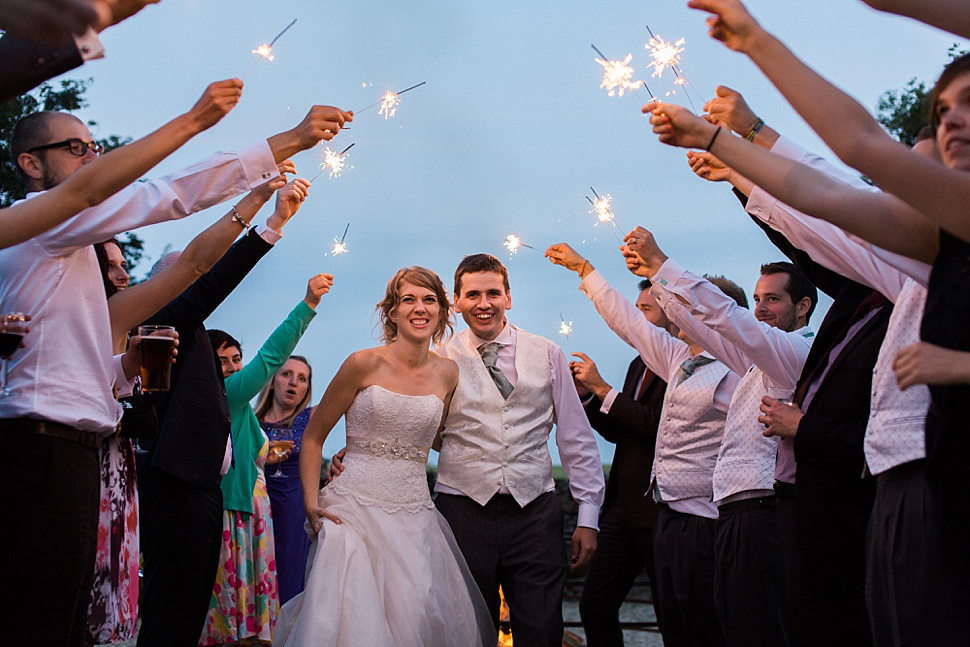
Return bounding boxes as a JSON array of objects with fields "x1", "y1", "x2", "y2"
[{"x1": 436, "y1": 323, "x2": 605, "y2": 530}]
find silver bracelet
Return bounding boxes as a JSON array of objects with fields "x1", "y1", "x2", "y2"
[{"x1": 230, "y1": 206, "x2": 251, "y2": 232}]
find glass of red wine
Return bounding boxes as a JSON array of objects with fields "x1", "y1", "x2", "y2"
[{"x1": 0, "y1": 313, "x2": 27, "y2": 396}]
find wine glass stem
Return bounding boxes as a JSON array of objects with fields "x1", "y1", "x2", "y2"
[{"x1": 1, "y1": 358, "x2": 8, "y2": 396}]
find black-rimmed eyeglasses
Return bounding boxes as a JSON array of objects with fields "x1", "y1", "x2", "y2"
[{"x1": 27, "y1": 138, "x2": 104, "y2": 157}]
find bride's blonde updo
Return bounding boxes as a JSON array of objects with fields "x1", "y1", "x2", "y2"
[{"x1": 377, "y1": 266, "x2": 453, "y2": 345}]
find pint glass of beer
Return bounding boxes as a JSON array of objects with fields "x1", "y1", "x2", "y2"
[{"x1": 137, "y1": 325, "x2": 176, "y2": 392}]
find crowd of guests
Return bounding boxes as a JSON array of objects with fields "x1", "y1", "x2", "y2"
[{"x1": 2, "y1": 0, "x2": 969, "y2": 645}]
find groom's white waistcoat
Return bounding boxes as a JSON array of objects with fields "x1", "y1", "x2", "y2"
[{"x1": 438, "y1": 326, "x2": 555, "y2": 508}]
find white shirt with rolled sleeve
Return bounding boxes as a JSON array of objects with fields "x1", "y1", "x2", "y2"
[
  {"x1": 579, "y1": 270, "x2": 739, "y2": 519},
  {"x1": 650, "y1": 259, "x2": 814, "y2": 498},
  {"x1": 435, "y1": 323, "x2": 605, "y2": 530},
  {"x1": 0, "y1": 141, "x2": 279, "y2": 435},
  {"x1": 743, "y1": 136, "x2": 931, "y2": 475}
]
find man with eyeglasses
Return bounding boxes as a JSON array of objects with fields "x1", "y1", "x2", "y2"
[{"x1": 0, "y1": 86, "x2": 352, "y2": 647}]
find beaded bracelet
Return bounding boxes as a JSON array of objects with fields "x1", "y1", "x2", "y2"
[{"x1": 230, "y1": 206, "x2": 251, "y2": 232}]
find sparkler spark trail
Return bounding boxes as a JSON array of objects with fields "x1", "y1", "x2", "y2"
[
  {"x1": 559, "y1": 314, "x2": 573, "y2": 339},
  {"x1": 379, "y1": 91, "x2": 400, "y2": 119},
  {"x1": 330, "y1": 223, "x2": 351, "y2": 257},
  {"x1": 644, "y1": 25, "x2": 703, "y2": 111},
  {"x1": 503, "y1": 235, "x2": 536, "y2": 256},
  {"x1": 586, "y1": 188, "x2": 625, "y2": 243},
  {"x1": 591, "y1": 44, "x2": 654, "y2": 100},
  {"x1": 308, "y1": 143, "x2": 355, "y2": 183},
  {"x1": 356, "y1": 81, "x2": 427, "y2": 117},
  {"x1": 251, "y1": 18, "x2": 298, "y2": 62}
]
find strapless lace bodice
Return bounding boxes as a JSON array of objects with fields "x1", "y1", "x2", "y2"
[{"x1": 324, "y1": 385, "x2": 443, "y2": 513}]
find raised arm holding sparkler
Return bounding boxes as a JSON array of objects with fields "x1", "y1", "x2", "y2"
[
  {"x1": 2, "y1": 78, "x2": 241, "y2": 249},
  {"x1": 684, "y1": 0, "x2": 970, "y2": 247},
  {"x1": 266, "y1": 105, "x2": 353, "y2": 164}
]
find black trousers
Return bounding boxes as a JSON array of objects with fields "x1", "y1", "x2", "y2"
[
  {"x1": 137, "y1": 468, "x2": 223, "y2": 647},
  {"x1": 579, "y1": 504, "x2": 658, "y2": 647},
  {"x1": 714, "y1": 496, "x2": 789, "y2": 647},
  {"x1": 5, "y1": 432, "x2": 99, "y2": 646},
  {"x1": 866, "y1": 460, "x2": 968, "y2": 646},
  {"x1": 775, "y1": 483, "x2": 808, "y2": 647},
  {"x1": 794, "y1": 468, "x2": 875, "y2": 646},
  {"x1": 436, "y1": 492, "x2": 567, "y2": 647},
  {"x1": 652, "y1": 505, "x2": 723, "y2": 647}
]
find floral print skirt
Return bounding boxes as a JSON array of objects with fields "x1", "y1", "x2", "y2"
[
  {"x1": 200, "y1": 446, "x2": 278, "y2": 645},
  {"x1": 85, "y1": 437, "x2": 139, "y2": 644}
]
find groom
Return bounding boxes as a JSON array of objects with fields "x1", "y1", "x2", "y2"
[{"x1": 434, "y1": 253, "x2": 606, "y2": 646}]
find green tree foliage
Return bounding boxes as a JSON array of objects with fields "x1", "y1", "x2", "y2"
[
  {"x1": 876, "y1": 45, "x2": 968, "y2": 146},
  {"x1": 876, "y1": 78, "x2": 930, "y2": 147},
  {"x1": 1, "y1": 78, "x2": 146, "y2": 274}
]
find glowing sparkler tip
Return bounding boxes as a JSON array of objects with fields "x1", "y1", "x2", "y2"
[
  {"x1": 559, "y1": 320, "x2": 573, "y2": 337},
  {"x1": 379, "y1": 91, "x2": 401, "y2": 119},
  {"x1": 646, "y1": 35, "x2": 685, "y2": 78},
  {"x1": 253, "y1": 44, "x2": 274, "y2": 61},
  {"x1": 589, "y1": 193, "x2": 616, "y2": 224},
  {"x1": 319, "y1": 146, "x2": 351, "y2": 179},
  {"x1": 331, "y1": 240, "x2": 348, "y2": 256},
  {"x1": 595, "y1": 53, "x2": 643, "y2": 98},
  {"x1": 504, "y1": 235, "x2": 523, "y2": 255}
]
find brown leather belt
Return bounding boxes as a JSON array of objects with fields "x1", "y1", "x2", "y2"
[{"x1": 0, "y1": 417, "x2": 103, "y2": 449}]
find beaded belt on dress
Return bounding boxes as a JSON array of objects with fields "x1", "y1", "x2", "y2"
[{"x1": 346, "y1": 436, "x2": 428, "y2": 463}]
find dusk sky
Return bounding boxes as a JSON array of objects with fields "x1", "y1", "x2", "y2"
[{"x1": 60, "y1": 0, "x2": 965, "y2": 463}]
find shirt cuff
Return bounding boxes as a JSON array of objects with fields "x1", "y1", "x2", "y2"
[
  {"x1": 650, "y1": 257, "x2": 687, "y2": 289},
  {"x1": 770, "y1": 135, "x2": 809, "y2": 162},
  {"x1": 238, "y1": 140, "x2": 280, "y2": 188},
  {"x1": 576, "y1": 503, "x2": 601, "y2": 531},
  {"x1": 579, "y1": 268, "x2": 609, "y2": 299},
  {"x1": 599, "y1": 387, "x2": 620, "y2": 414},
  {"x1": 255, "y1": 224, "x2": 282, "y2": 244},
  {"x1": 113, "y1": 354, "x2": 137, "y2": 398},
  {"x1": 73, "y1": 28, "x2": 104, "y2": 60}
]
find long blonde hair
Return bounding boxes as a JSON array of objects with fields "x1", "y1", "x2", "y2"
[{"x1": 254, "y1": 355, "x2": 313, "y2": 428}]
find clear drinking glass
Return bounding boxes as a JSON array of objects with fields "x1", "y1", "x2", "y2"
[
  {"x1": 269, "y1": 427, "x2": 293, "y2": 479},
  {"x1": 765, "y1": 386, "x2": 794, "y2": 405},
  {"x1": 0, "y1": 313, "x2": 27, "y2": 397}
]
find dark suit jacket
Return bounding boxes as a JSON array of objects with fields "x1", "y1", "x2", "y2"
[
  {"x1": 0, "y1": 32, "x2": 83, "y2": 104},
  {"x1": 138, "y1": 230, "x2": 272, "y2": 492},
  {"x1": 752, "y1": 214, "x2": 890, "y2": 497},
  {"x1": 583, "y1": 356, "x2": 665, "y2": 528}
]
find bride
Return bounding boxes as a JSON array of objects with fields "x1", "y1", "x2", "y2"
[{"x1": 275, "y1": 267, "x2": 495, "y2": 647}]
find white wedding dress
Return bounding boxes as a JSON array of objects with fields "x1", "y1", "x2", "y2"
[{"x1": 274, "y1": 385, "x2": 495, "y2": 646}]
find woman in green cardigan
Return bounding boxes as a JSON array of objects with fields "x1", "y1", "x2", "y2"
[{"x1": 199, "y1": 273, "x2": 332, "y2": 646}]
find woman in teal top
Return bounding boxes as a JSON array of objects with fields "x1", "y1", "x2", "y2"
[{"x1": 199, "y1": 274, "x2": 332, "y2": 646}]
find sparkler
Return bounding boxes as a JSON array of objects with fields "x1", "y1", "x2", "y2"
[
  {"x1": 585, "y1": 187, "x2": 625, "y2": 243},
  {"x1": 591, "y1": 44, "x2": 655, "y2": 101},
  {"x1": 503, "y1": 234, "x2": 537, "y2": 256},
  {"x1": 559, "y1": 314, "x2": 573, "y2": 339},
  {"x1": 308, "y1": 143, "x2": 355, "y2": 183},
  {"x1": 356, "y1": 81, "x2": 427, "y2": 117},
  {"x1": 244, "y1": 18, "x2": 297, "y2": 77},
  {"x1": 644, "y1": 25, "x2": 704, "y2": 111},
  {"x1": 329, "y1": 223, "x2": 351, "y2": 257}
]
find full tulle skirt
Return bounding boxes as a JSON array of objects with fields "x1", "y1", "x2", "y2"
[{"x1": 275, "y1": 486, "x2": 495, "y2": 647}]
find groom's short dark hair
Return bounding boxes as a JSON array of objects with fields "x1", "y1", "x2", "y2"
[{"x1": 454, "y1": 253, "x2": 510, "y2": 296}]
